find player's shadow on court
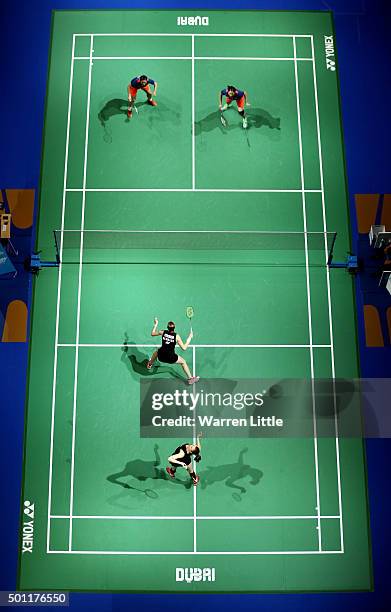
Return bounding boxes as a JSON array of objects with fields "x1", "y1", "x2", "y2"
[
  {"x1": 199, "y1": 448, "x2": 263, "y2": 495},
  {"x1": 195, "y1": 107, "x2": 280, "y2": 136},
  {"x1": 248, "y1": 107, "x2": 281, "y2": 131},
  {"x1": 143, "y1": 98, "x2": 181, "y2": 130},
  {"x1": 258, "y1": 379, "x2": 361, "y2": 438},
  {"x1": 98, "y1": 98, "x2": 130, "y2": 143},
  {"x1": 98, "y1": 98, "x2": 129, "y2": 125},
  {"x1": 97, "y1": 98, "x2": 146, "y2": 141},
  {"x1": 106, "y1": 444, "x2": 191, "y2": 492},
  {"x1": 98, "y1": 96, "x2": 181, "y2": 130},
  {"x1": 121, "y1": 334, "x2": 184, "y2": 381}
]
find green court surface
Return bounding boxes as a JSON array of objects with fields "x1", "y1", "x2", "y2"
[{"x1": 19, "y1": 10, "x2": 372, "y2": 592}]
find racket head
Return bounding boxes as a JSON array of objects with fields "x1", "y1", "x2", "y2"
[
  {"x1": 186, "y1": 306, "x2": 194, "y2": 320},
  {"x1": 220, "y1": 114, "x2": 227, "y2": 127}
]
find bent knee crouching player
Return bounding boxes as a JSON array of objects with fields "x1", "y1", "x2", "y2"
[
  {"x1": 219, "y1": 84, "x2": 249, "y2": 128},
  {"x1": 127, "y1": 74, "x2": 158, "y2": 118},
  {"x1": 147, "y1": 318, "x2": 199, "y2": 385},
  {"x1": 166, "y1": 434, "x2": 202, "y2": 486}
]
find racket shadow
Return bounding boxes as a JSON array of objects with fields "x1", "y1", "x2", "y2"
[
  {"x1": 98, "y1": 97, "x2": 129, "y2": 124},
  {"x1": 106, "y1": 444, "x2": 191, "y2": 500},
  {"x1": 195, "y1": 110, "x2": 229, "y2": 136},
  {"x1": 195, "y1": 107, "x2": 281, "y2": 136}
]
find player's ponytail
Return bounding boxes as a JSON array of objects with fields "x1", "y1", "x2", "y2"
[{"x1": 194, "y1": 454, "x2": 202, "y2": 463}]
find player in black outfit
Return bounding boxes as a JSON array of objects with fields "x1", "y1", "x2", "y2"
[
  {"x1": 166, "y1": 434, "x2": 202, "y2": 486},
  {"x1": 147, "y1": 318, "x2": 199, "y2": 385}
]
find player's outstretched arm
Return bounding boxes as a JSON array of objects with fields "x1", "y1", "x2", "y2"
[
  {"x1": 218, "y1": 91, "x2": 223, "y2": 109},
  {"x1": 153, "y1": 81, "x2": 158, "y2": 96},
  {"x1": 196, "y1": 432, "x2": 202, "y2": 450},
  {"x1": 177, "y1": 331, "x2": 193, "y2": 350},
  {"x1": 151, "y1": 317, "x2": 163, "y2": 337}
]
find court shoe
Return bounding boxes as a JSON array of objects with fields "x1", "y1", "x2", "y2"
[
  {"x1": 187, "y1": 376, "x2": 200, "y2": 385},
  {"x1": 192, "y1": 475, "x2": 200, "y2": 486},
  {"x1": 221, "y1": 104, "x2": 228, "y2": 111},
  {"x1": 166, "y1": 467, "x2": 176, "y2": 478},
  {"x1": 148, "y1": 99, "x2": 158, "y2": 106},
  {"x1": 127, "y1": 108, "x2": 133, "y2": 118},
  {"x1": 146, "y1": 359, "x2": 153, "y2": 369}
]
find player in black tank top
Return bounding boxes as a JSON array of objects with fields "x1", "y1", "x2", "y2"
[
  {"x1": 158, "y1": 329, "x2": 178, "y2": 364},
  {"x1": 166, "y1": 434, "x2": 202, "y2": 486},
  {"x1": 146, "y1": 318, "x2": 200, "y2": 385}
]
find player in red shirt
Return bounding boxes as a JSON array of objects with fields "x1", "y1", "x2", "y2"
[
  {"x1": 127, "y1": 74, "x2": 158, "y2": 118},
  {"x1": 219, "y1": 85, "x2": 250, "y2": 128}
]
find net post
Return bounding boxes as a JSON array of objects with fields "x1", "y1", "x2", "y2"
[
  {"x1": 327, "y1": 232, "x2": 337, "y2": 266},
  {"x1": 53, "y1": 230, "x2": 61, "y2": 264}
]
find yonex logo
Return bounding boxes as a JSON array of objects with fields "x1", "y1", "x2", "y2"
[
  {"x1": 177, "y1": 16, "x2": 209, "y2": 27},
  {"x1": 324, "y1": 36, "x2": 336, "y2": 71},
  {"x1": 176, "y1": 568, "x2": 216, "y2": 582},
  {"x1": 23, "y1": 500, "x2": 35, "y2": 518},
  {"x1": 21, "y1": 501, "x2": 35, "y2": 554}
]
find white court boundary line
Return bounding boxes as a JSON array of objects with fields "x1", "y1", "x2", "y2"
[
  {"x1": 75, "y1": 33, "x2": 313, "y2": 38},
  {"x1": 310, "y1": 35, "x2": 344, "y2": 553},
  {"x1": 65, "y1": 188, "x2": 322, "y2": 193},
  {"x1": 47, "y1": 550, "x2": 342, "y2": 556},
  {"x1": 191, "y1": 35, "x2": 196, "y2": 191},
  {"x1": 74, "y1": 56, "x2": 314, "y2": 61},
  {"x1": 46, "y1": 34, "x2": 77, "y2": 554},
  {"x1": 68, "y1": 35, "x2": 94, "y2": 552},
  {"x1": 192, "y1": 344, "x2": 197, "y2": 552},
  {"x1": 293, "y1": 36, "x2": 322, "y2": 552},
  {"x1": 56, "y1": 228, "x2": 330, "y2": 234},
  {"x1": 57, "y1": 343, "x2": 332, "y2": 348},
  {"x1": 45, "y1": 31, "x2": 345, "y2": 557},
  {"x1": 51, "y1": 514, "x2": 340, "y2": 520}
]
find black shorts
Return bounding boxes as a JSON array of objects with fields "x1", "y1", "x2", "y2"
[
  {"x1": 157, "y1": 349, "x2": 178, "y2": 364},
  {"x1": 170, "y1": 457, "x2": 191, "y2": 467}
]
